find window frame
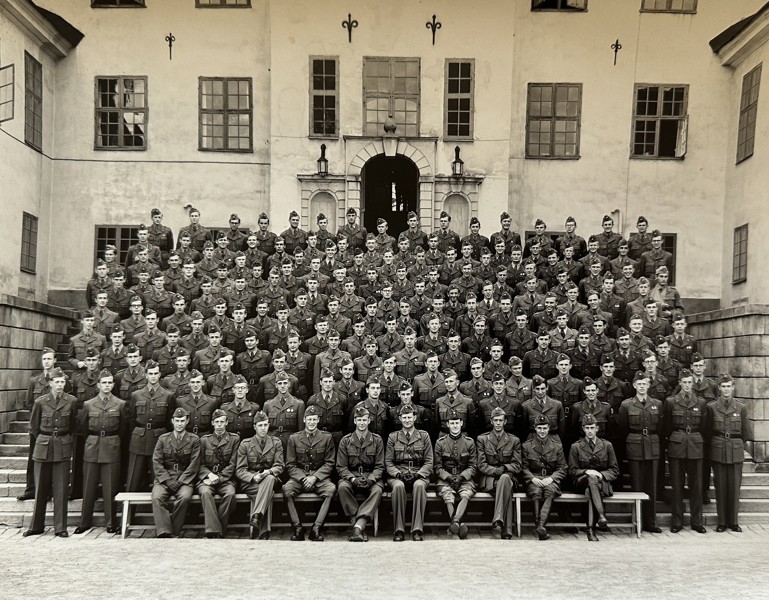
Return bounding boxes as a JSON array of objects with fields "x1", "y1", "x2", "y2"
[
  {"x1": 732, "y1": 224, "x2": 748, "y2": 284},
  {"x1": 94, "y1": 76, "x2": 149, "y2": 151},
  {"x1": 660, "y1": 232, "x2": 677, "y2": 285},
  {"x1": 736, "y1": 64, "x2": 761, "y2": 165},
  {"x1": 24, "y1": 52, "x2": 42, "y2": 151},
  {"x1": 309, "y1": 56, "x2": 339, "y2": 139},
  {"x1": 198, "y1": 76, "x2": 254, "y2": 153},
  {"x1": 20, "y1": 212, "x2": 38, "y2": 275},
  {"x1": 362, "y1": 56, "x2": 421, "y2": 138},
  {"x1": 525, "y1": 82, "x2": 582, "y2": 159},
  {"x1": 640, "y1": 0, "x2": 696, "y2": 13},
  {"x1": 444, "y1": 59, "x2": 475, "y2": 141},
  {"x1": 91, "y1": 0, "x2": 146, "y2": 7},
  {"x1": 630, "y1": 83, "x2": 689, "y2": 160},
  {"x1": 95, "y1": 225, "x2": 140, "y2": 267},
  {"x1": 0, "y1": 63, "x2": 15, "y2": 124},
  {"x1": 531, "y1": 0, "x2": 588, "y2": 11},
  {"x1": 196, "y1": 0, "x2": 251, "y2": 6}
]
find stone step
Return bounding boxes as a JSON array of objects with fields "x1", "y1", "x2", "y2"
[
  {"x1": 0, "y1": 483, "x2": 27, "y2": 497},
  {"x1": 2, "y1": 433, "x2": 31, "y2": 445},
  {"x1": 0, "y1": 497, "x2": 102, "y2": 513},
  {"x1": 0, "y1": 457, "x2": 29, "y2": 470},
  {"x1": 743, "y1": 472, "x2": 769, "y2": 486},
  {"x1": 0, "y1": 512, "x2": 108, "y2": 528},
  {"x1": 0, "y1": 469, "x2": 27, "y2": 483},
  {"x1": 0, "y1": 445, "x2": 30, "y2": 457},
  {"x1": 10, "y1": 422, "x2": 29, "y2": 434},
  {"x1": 15, "y1": 410, "x2": 31, "y2": 421}
]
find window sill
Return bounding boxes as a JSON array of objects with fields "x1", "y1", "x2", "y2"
[
  {"x1": 524, "y1": 155, "x2": 581, "y2": 160},
  {"x1": 20, "y1": 267, "x2": 37, "y2": 275},
  {"x1": 444, "y1": 136, "x2": 474, "y2": 143},
  {"x1": 629, "y1": 155, "x2": 685, "y2": 161},
  {"x1": 735, "y1": 155, "x2": 753, "y2": 165},
  {"x1": 25, "y1": 141, "x2": 42, "y2": 154},
  {"x1": 732, "y1": 278, "x2": 747, "y2": 285},
  {"x1": 640, "y1": 9, "x2": 696, "y2": 14},
  {"x1": 198, "y1": 148, "x2": 254, "y2": 154},
  {"x1": 531, "y1": 9, "x2": 588, "y2": 13},
  {"x1": 94, "y1": 146, "x2": 147, "y2": 151},
  {"x1": 309, "y1": 134, "x2": 339, "y2": 141}
]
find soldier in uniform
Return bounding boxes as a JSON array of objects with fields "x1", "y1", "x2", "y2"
[
  {"x1": 336, "y1": 405, "x2": 386, "y2": 542},
  {"x1": 283, "y1": 405, "x2": 337, "y2": 541},
  {"x1": 394, "y1": 327, "x2": 427, "y2": 381},
  {"x1": 177, "y1": 206, "x2": 212, "y2": 252},
  {"x1": 617, "y1": 372, "x2": 665, "y2": 533},
  {"x1": 478, "y1": 373, "x2": 521, "y2": 434},
  {"x1": 115, "y1": 344, "x2": 146, "y2": 402},
  {"x1": 262, "y1": 371, "x2": 305, "y2": 456},
  {"x1": 389, "y1": 381, "x2": 429, "y2": 430},
  {"x1": 176, "y1": 370, "x2": 218, "y2": 436},
  {"x1": 308, "y1": 368, "x2": 349, "y2": 444},
  {"x1": 522, "y1": 414, "x2": 568, "y2": 541},
  {"x1": 521, "y1": 375, "x2": 565, "y2": 441},
  {"x1": 386, "y1": 404, "x2": 434, "y2": 542},
  {"x1": 436, "y1": 369, "x2": 476, "y2": 437},
  {"x1": 627, "y1": 216, "x2": 652, "y2": 260},
  {"x1": 151, "y1": 407, "x2": 202, "y2": 537},
  {"x1": 237, "y1": 410, "x2": 284, "y2": 540},
  {"x1": 638, "y1": 230, "x2": 673, "y2": 287},
  {"x1": 24, "y1": 368, "x2": 78, "y2": 538},
  {"x1": 101, "y1": 324, "x2": 128, "y2": 376},
  {"x1": 68, "y1": 310, "x2": 107, "y2": 371},
  {"x1": 197, "y1": 409, "x2": 240, "y2": 538},
  {"x1": 206, "y1": 351, "x2": 237, "y2": 407},
  {"x1": 339, "y1": 208, "x2": 367, "y2": 251},
  {"x1": 547, "y1": 353, "x2": 583, "y2": 441},
  {"x1": 571, "y1": 377, "x2": 612, "y2": 441},
  {"x1": 689, "y1": 352, "x2": 719, "y2": 503},
  {"x1": 707, "y1": 374, "x2": 753, "y2": 532},
  {"x1": 666, "y1": 312, "x2": 698, "y2": 368},
  {"x1": 148, "y1": 208, "x2": 174, "y2": 268},
  {"x1": 70, "y1": 348, "x2": 102, "y2": 500},
  {"x1": 220, "y1": 374, "x2": 258, "y2": 439},
  {"x1": 595, "y1": 215, "x2": 623, "y2": 260},
  {"x1": 434, "y1": 410, "x2": 477, "y2": 539},
  {"x1": 568, "y1": 413, "x2": 620, "y2": 541},
  {"x1": 281, "y1": 210, "x2": 308, "y2": 256},
  {"x1": 74, "y1": 369, "x2": 128, "y2": 535}
]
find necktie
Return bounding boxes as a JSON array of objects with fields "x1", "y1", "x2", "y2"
[
  {"x1": 430, "y1": 374, "x2": 436, "y2": 385},
  {"x1": 589, "y1": 439, "x2": 595, "y2": 451}
]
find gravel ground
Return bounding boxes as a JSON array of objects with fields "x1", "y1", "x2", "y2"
[{"x1": 2, "y1": 525, "x2": 769, "y2": 599}]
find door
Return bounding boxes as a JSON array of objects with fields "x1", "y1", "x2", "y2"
[{"x1": 361, "y1": 154, "x2": 419, "y2": 238}]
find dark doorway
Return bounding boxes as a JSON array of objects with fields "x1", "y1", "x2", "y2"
[{"x1": 361, "y1": 154, "x2": 419, "y2": 238}]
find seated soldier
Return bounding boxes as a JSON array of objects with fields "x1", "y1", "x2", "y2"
[
  {"x1": 283, "y1": 405, "x2": 337, "y2": 541},
  {"x1": 434, "y1": 409, "x2": 477, "y2": 539},
  {"x1": 568, "y1": 413, "x2": 620, "y2": 541},
  {"x1": 151, "y1": 407, "x2": 202, "y2": 538},
  {"x1": 236, "y1": 410, "x2": 284, "y2": 540},
  {"x1": 522, "y1": 414, "x2": 568, "y2": 541},
  {"x1": 336, "y1": 405, "x2": 386, "y2": 542},
  {"x1": 476, "y1": 407, "x2": 522, "y2": 539}
]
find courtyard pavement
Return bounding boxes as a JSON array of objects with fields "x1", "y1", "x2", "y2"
[{"x1": 2, "y1": 524, "x2": 769, "y2": 599}]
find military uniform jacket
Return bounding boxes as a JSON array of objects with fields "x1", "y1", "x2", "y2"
[
  {"x1": 92, "y1": 307, "x2": 119, "y2": 337},
  {"x1": 439, "y1": 351, "x2": 471, "y2": 382},
  {"x1": 206, "y1": 371, "x2": 237, "y2": 405},
  {"x1": 590, "y1": 335, "x2": 617, "y2": 360},
  {"x1": 571, "y1": 400, "x2": 612, "y2": 440},
  {"x1": 522, "y1": 348, "x2": 559, "y2": 381},
  {"x1": 162, "y1": 370, "x2": 192, "y2": 400},
  {"x1": 354, "y1": 355, "x2": 384, "y2": 383},
  {"x1": 30, "y1": 392, "x2": 79, "y2": 462},
  {"x1": 435, "y1": 433, "x2": 477, "y2": 482},
  {"x1": 506, "y1": 376, "x2": 533, "y2": 404},
  {"x1": 707, "y1": 397, "x2": 753, "y2": 464},
  {"x1": 26, "y1": 371, "x2": 54, "y2": 410},
  {"x1": 385, "y1": 429, "x2": 434, "y2": 479},
  {"x1": 100, "y1": 344, "x2": 128, "y2": 376},
  {"x1": 198, "y1": 431, "x2": 240, "y2": 482},
  {"x1": 617, "y1": 396, "x2": 664, "y2": 460},
  {"x1": 221, "y1": 399, "x2": 258, "y2": 438},
  {"x1": 79, "y1": 394, "x2": 128, "y2": 463},
  {"x1": 352, "y1": 398, "x2": 390, "y2": 437},
  {"x1": 129, "y1": 385, "x2": 174, "y2": 455},
  {"x1": 662, "y1": 392, "x2": 707, "y2": 460},
  {"x1": 177, "y1": 393, "x2": 219, "y2": 435},
  {"x1": 377, "y1": 332, "x2": 405, "y2": 360},
  {"x1": 286, "y1": 429, "x2": 335, "y2": 481},
  {"x1": 476, "y1": 430, "x2": 522, "y2": 491},
  {"x1": 666, "y1": 334, "x2": 698, "y2": 366},
  {"x1": 263, "y1": 395, "x2": 305, "y2": 450},
  {"x1": 68, "y1": 330, "x2": 107, "y2": 369},
  {"x1": 181, "y1": 332, "x2": 209, "y2": 355},
  {"x1": 568, "y1": 436, "x2": 619, "y2": 494},
  {"x1": 413, "y1": 372, "x2": 448, "y2": 410},
  {"x1": 336, "y1": 430, "x2": 385, "y2": 483},
  {"x1": 459, "y1": 377, "x2": 493, "y2": 405},
  {"x1": 153, "y1": 344, "x2": 182, "y2": 378},
  {"x1": 547, "y1": 375, "x2": 583, "y2": 415},
  {"x1": 376, "y1": 373, "x2": 405, "y2": 407},
  {"x1": 522, "y1": 436, "x2": 567, "y2": 483},
  {"x1": 72, "y1": 369, "x2": 101, "y2": 413},
  {"x1": 393, "y1": 347, "x2": 427, "y2": 381},
  {"x1": 478, "y1": 395, "x2": 521, "y2": 433},
  {"x1": 610, "y1": 349, "x2": 642, "y2": 384},
  {"x1": 235, "y1": 350, "x2": 272, "y2": 386},
  {"x1": 133, "y1": 328, "x2": 166, "y2": 362},
  {"x1": 236, "y1": 435, "x2": 285, "y2": 484},
  {"x1": 567, "y1": 345, "x2": 600, "y2": 380},
  {"x1": 153, "y1": 430, "x2": 201, "y2": 485},
  {"x1": 193, "y1": 345, "x2": 225, "y2": 379},
  {"x1": 596, "y1": 376, "x2": 627, "y2": 417},
  {"x1": 307, "y1": 391, "x2": 348, "y2": 434},
  {"x1": 521, "y1": 396, "x2": 565, "y2": 440},
  {"x1": 505, "y1": 328, "x2": 537, "y2": 359},
  {"x1": 435, "y1": 393, "x2": 476, "y2": 434},
  {"x1": 116, "y1": 366, "x2": 147, "y2": 401}
]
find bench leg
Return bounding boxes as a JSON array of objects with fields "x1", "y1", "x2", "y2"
[
  {"x1": 515, "y1": 497, "x2": 522, "y2": 538},
  {"x1": 374, "y1": 508, "x2": 379, "y2": 538},
  {"x1": 121, "y1": 501, "x2": 129, "y2": 539},
  {"x1": 635, "y1": 500, "x2": 641, "y2": 538}
]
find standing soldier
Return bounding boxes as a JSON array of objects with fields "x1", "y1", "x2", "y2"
[
  {"x1": 434, "y1": 410, "x2": 477, "y2": 539},
  {"x1": 115, "y1": 344, "x2": 146, "y2": 402},
  {"x1": 339, "y1": 208, "x2": 367, "y2": 251},
  {"x1": 385, "y1": 404, "x2": 434, "y2": 542},
  {"x1": 70, "y1": 348, "x2": 103, "y2": 500},
  {"x1": 68, "y1": 310, "x2": 107, "y2": 372},
  {"x1": 707, "y1": 374, "x2": 753, "y2": 533},
  {"x1": 220, "y1": 375, "x2": 258, "y2": 439},
  {"x1": 176, "y1": 370, "x2": 218, "y2": 437},
  {"x1": 336, "y1": 405, "x2": 386, "y2": 542},
  {"x1": 237, "y1": 411, "x2": 284, "y2": 540},
  {"x1": 522, "y1": 414, "x2": 568, "y2": 541},
  {"x1": 177, "y1": 206, "x2": 212, "y2": 252},
  {"x1": 477, "y1": 407, "x2": 522, "y2": 539},
  {"x1": 148, "y1": 208, "x2": 174, "y2": 268},
  {"x1": 308, "y1": 368, "x2": 349, "y2": 445},
  {"x1": 197, "y1": 409, "x2": 240, "y2": 538},
  {"x1": 74, "y1": 369, "x2": 128, "y2": 535},
  {"x1": 24, "y1": 368, "x2": 78, "y2": 538}
]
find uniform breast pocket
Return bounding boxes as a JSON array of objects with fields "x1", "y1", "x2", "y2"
[
  {"x1": 61, "y1": 437, "x2": 72, "y2": 457},
  {"x1": 41, "y1": 413, "x2": 54, "y2": 428},
  {"x1": 204, "y1": 451, "x2": 216, "y2": 463},
  {"x1": 136, "y1": 401, "x2": 147, "y2": 415},
  {"x1": 649, "y1": 411, "x2": 660, "y2": 425},
  {"x1": 459, "y1": 451, "x2": 470, "y2": 464},
  {"x1": 105, "y1": 409, "x2": 120, "y2": 427},
  {"x1": 628, "y1": 412, "x2": 641, "y2": 426}
]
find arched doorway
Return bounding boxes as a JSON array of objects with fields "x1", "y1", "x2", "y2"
[{"x1": 361, "y1": 155, "x2": 419, "y2": 237}]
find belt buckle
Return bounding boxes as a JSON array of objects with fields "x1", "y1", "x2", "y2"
[
  {"x1": 249, "y1": 379, "x2": 256, "y2": 385},
  {"x1": 564, "y1": 406, "x2": 570, "y2": 415},
  {"x1": 322, "y1": 426, "x2": 328, "y2": 431},
  {"x1": 192, "y1": 426, "x2": 198, "y2": 434},
  {"x1": 358, "y1": 466, "x2": 364, "y2": 475},
  {"x1": 173, "y1": 463, "x2": 179, "y2": 471},
  {"x1": 304, "y1": 465, "x2": 311, "y2": 473},
  {"x1": 685, "y1": 425, "x2": 691, "y2": 434},
  {"x1": 642, "y1": 428, "x2": 648, "y2": 436},
  {"x1": 724, "y1": 432, "x2": 731, "y2": 439},
  {"x1": 100, "y1": 431, "x2": 107, "y2": 437},
  {"x1": 52, "y1": 430, "x2": 59, "y2": 437},
  {"x1": 146, "y1": 422, "x2": 152, "y2": 429},
  {"x1": 408, "y1": 460, "x2": 414, "y2": 468},
  {"x1": 278, "y1": 426, "x2": 284, "y2": 433},
  {"x1": 541, "y1": 469, "x2": 548, "y2": 476},
  {"x1": 451, "y1": 467, "x2": 457, "y2": 475},
  {"x1": 213, "y1": 465, "x2": 219, "y2": 474}
]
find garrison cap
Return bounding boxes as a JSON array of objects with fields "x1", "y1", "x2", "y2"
[
  {"x1": 398, "y1": 404, "x2": 416, "y2": 416},
  {"x1": 490, "y1": 407, "x2": 507, "y2": 419},
  {"x1": 583, "y1": 377, "x2": 596, "y2": 387},
  {"x1": 353, "y1": 405, "x2": 370, "y2": 419},
  {"x1": 641, "y1": 349, "x2": 656, "y2": 360},
  {"x1": 633, "y1": 371, "x2": 649, "y2": 382},
  {"x1": 616, "y1": 327, "x2": 630, "y2": 338},
  {"x1": 253, "y1": 411, "x2": 269, "y2": 424},
  {"x1": 347, "y1": 207, "x2": 357, "y2": 215},
  {"x1": 447, "y1": 408, "x2": 461, "y2": 421},
  {"x1": 492, "y1": 372, "x2": 505, "y2": 383},
  {"x1": 320, "y1": 367, "x2": 334, "y2": 380},
  {"x1": 599, "y1": 354, "x2": 614, "y2": 365},
  {"x1": 637, "y1": 216, "x2": 648, "y2": 225},
  {"x1": 272, "y1": 349, "x2": 287, "y2": 360},
  {"x1": 275, "y1": 371, "x2": 290, "y2": 382},
  {"x1": 581, "y1": 413, "x2": 597, "y2": 426},
  {"x1": 377, "y1": 218, "x2": 387, "y2": 226},
  {"x1": 470, "y1": 357, "x2": 483, "y2": 366},
  {"x1": 304, "y1": 405, "x2": 320, "y2": 416},
  {"x1": 212, "y1": 409, "x2": 227, "y2": 421},
  {"x1": 49, "y1": 367, "x2": 67, "y2": 380},
  {"x1": 233, "y1": 374, "x2": 248, "y2": 385},
  {"x1": 718, "y1": 374, "x2": 734, "y2": 385},
  {"x1": 85, "y1": 347, "x2": 100, "y2": 359},
  {"x1": 535, "y1": 218, "x2": 546, "y2": 227},
  {"x1": 440, "y1": 211, "x2": 450, "y2": 219},
  {"x1": 532, "y1": 375, "x2": 546, "y2": 387},
  {"x1": 500, "y1": 211, "x2": 511, "y2": 221},
  {"x1": 425, "y1": 350, "x2": 439, "y2": 359},
  {"x1": 145, "y1": 359, "x2": 159, "y2": 370},
  {"x1": 399, "y1": 381, "x2": 412, "y2": 392},
  {"x1": 534, "y1": 414, "x2": 549, "y2": 426},
  {"x1": 173, "y1": 407, "x2": 189, "y2": 418},
  {"x1": 125, "y1": 344, "x2": 140, "y2": 354},
  {"x1": 98, "y1": 368, "x2": 114, "y2": 380},
  {"x1": 442, "y1": 369, "x2": 458, "y2": 380},
  {"x1": 690, "y1": 352, "x2": 704, "y2": 363},
  {"x1": 508, "y1": 356, "x2": 522, "y2": 366},
  {"x1": 470, "y1": 217, "x2": 480, "y2": 226},
  {"x1": 679, "y1": 368, "x2": 693, "y2": 380},
  {"x1": 41, "y1": 346, "x2": 56, "y2": 356}
]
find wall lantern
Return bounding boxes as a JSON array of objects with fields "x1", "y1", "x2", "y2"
[
  {"x1": 451, "y1": 146, "x2": 464, "y2": 178},
  {"x1": 317, "y1": 144, "x2": 329, "y2": 177}
]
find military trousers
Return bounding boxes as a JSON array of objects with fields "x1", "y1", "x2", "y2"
[
  {"x1": 389, "y1": 478, "x2": 428, "y2": 534},
  {"x1": 241, "y1": 474, "x2": 279, "y2": 531},
  {"x1": 713, "y1": 462, "x2": 743, "y2": 528},
  {"x1": 628, "y1": 459, "x2": 659, "y2": 529},
  {"x1": 31, "y1": 460, "x2": 71, "y2": 534},
  {"x1": 151, "y1": 482, "x2": 194, "y2": 536},
  {"x1": 669, "y1": 457, "x2": 703, "y2": 529},
  {"x1": 337, "y1": 480, "x2": 383, "y2": 526},
  {"x1": 197, "y1": 480, "x2": 237, "y2": 534},
  {"x1": 80, "y1": 459, "x2": 121, "y2": 529}
]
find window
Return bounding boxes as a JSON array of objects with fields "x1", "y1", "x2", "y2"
[
  {"x1": 737, "y1": 64, "x2": 761, "y2": 164},
  {"x1": 196, "y1": 0, "x2": 250, "y2": 6},
  {"x1": 733, "y1": 225, "x2": 748, "y2": 284},
  {"x1": 661, "y1": 232, "x2": 677, "y2": 284},
  {"x1": 20, "y1": 213, "x2": 38, "y2": 274},
  {"x1": 0, "y1": 62, "x2": 14, "y2": 123},
  {"x1": 91, "y1": 0, "x2": 145, "y2": 6},
  {"x1": 95, "y1": 77, "x2": 147, "y2": 150},
  {"x1": 631, "y1": 84, "x2": 688, "y2": 158},
  {"x1": 24, "y1": 52, "x2": 42, "y2": 151},
  {"x1": 363, "y1": 57, "x2": 420, "y2": 137},
  {"x1": 526, "y1": 83, "x2": 581, "y2": 158},
  {"x1": 199, "y1": 77, "x2": 253, "y2": 152},
  {"x1": 444, "y1": 60, "x2": 474, "y2": 140},
  {"x1": 95, "y1": 225, "x2": 139, "y2": 266},
  {"x1": 641, "y1": 0, "x2": 696, "y2": 13},
  {"x1": 310, "y1": 57, "x2": 338, "y2": 137},
  {"x1": 532, "y1": 0, "x2": 587, "y2": 10}
]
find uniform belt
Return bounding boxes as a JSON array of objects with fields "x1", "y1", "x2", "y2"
[
  {"x1": 717, "y1": 433, "x2": 740, "y2": 439},
  {"x1": 673, "y1": 427, "x2": 699, "y2": 434},
  {"x1": 303, "y1": 464, "x2": 313, "y2": 473},
  {"x1": 630, "y1": 428, "x2": 654, "y2": 436},
  {"x1": 39, "y1": 430, "x2": 65, "y2": 436},
  {"x1": 89, "y1": 430, "x2": 119, "y2": 437}
]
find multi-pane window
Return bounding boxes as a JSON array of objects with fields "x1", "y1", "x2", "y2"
[
  {"x1": 532, "y1": 0, "x2": 587, "y2": 11},
  {"x1": 199, "y1": 77, "x2": 253, "y2": 152},
  {"x1": 0, "y1": 62, "x2": 14, "y2": 123},
  {"x1": 661, "y1": 233, "x2": 677, "y2": 285},
  {"x1": 196, "y1": 0, "x2": 250, "y2": 5},
  {"x1": 310, "y1": 57, "x2": 338, "y2": 137},
  {"x1": 20, "y1": 213, "x2": 38, "y2": 274},
  {"x1": 733, "y1": 225, "x2": 748, "y2": 284},
  {"x1": 526, "y1": 83, "x2": 581, "y2": 158},
  {"x1": 737, "y1": 64, "x2": 761, "y2": 164},
  {"x1": 24, "y1": 52, "x2": 42, "y2": 151},
  {"x1": 91, "y1": 0, "x2": 145, "y2": 6},
  {"x1": 640, "y1": 0, "x2": 696, "y2": 13},
  {"x1": 632, "y1": 84, "x2": 688, "y2": 158},
  {"x1": 95, "y1": 77, "x2": 147, "y2": 149},
  {"x1": 95, "y1": 226, "x2": 139, "y2": 266},
  {"x1": 445, "y1": 60, "x2": 474, "y2": 140},
  {"x1": 363, "y1": 57, "x2": 420, "y2": 137}
]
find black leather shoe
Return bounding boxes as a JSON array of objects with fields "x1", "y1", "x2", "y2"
[
  {"x1": 308, "y1": 527, "x2": 324, "y2": 542},
  {"x1": 448, "y1": 520, "x2": 460, "y2": 536},
  {"x1": 290, "y1": 526, "x2": 305, "y2": 541},
  {"x1": 692, "y1": 526, "x2": 707, "y2": 534},
  {"x1": 106, "y1": 526, "x2": 120, "y2": 535},
  {"x1": 502, "y1": 532, "x2": 513, "y2": 540},
  {"x1": 204, "y1": 532, "x2": 222, "y2": 539},
  {"x1": 670, "y1": 526, "x2": 682, "y2": 533},
  {"x1": 458, "y1": 522, "x2": 469, "y2": 540},
  {"x1": 348, "y1": 526, "x2": 365, "y2": 542},
  {"x1": 258, "y1": 530, "x2": 271, "y2": 540},
  {"x1": 54, "y1": 531, "x2": 68, "y2": 538},
  {"x1": 393, "y1": 530, "x2": 405, "y2": 542},
  {"x1": 715, "y1": 525, "x2": 727, "y2": 533},
  {"x1": 23, "y1": 529, "x2": 44, "y2": 537},
  {"x1": 729, "y1": 525, "x2": 743, "y2": 533},
  {"x1": 16, "y1": 492, "x2": 34, "y2": 501},
  {"x1": 586, "y1": 528, "x2": 599, "y2": 542},
  {"x1": 596, "y1": 514, "x2": 609, "y2": 531},
  {"x1": 412, "y1": 530, "x2": 424, "y2": 541},
  {"x1": 157, "y1": 532, "x2": 174, "y2": 538},
  {"x1": 643, "y1": 526, "x2": 662, "y2": 534},
  {"x1": 536, "y1": 526, "x2": 550, "y2": 541},
  {"x1": 250, "y1": 513, "x2": 262, "y2": 538},
  {"x1": 73, "y1": 527, "x2": 90, "y2": 535}
]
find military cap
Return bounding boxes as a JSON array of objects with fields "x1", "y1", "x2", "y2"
[
  {"x1": 84, "y1": 347, "x2": 100, "y2": 359},
  {"x1": 352, "y1": 405, "x2": 370, "y2": 420},
  {"x1": 112, "y1": 269, "x2": 125, "y2": 278},
  {"x1": 588, "y1": 235, "x2": 598, "y2": 244},
  {"x1": 470, "y1": 357, "x2": 483, "y2": 366},
  {"x1": 145, "y1": 359, "x2": 159, "y2": 371},
  {"x1": 718, "y1": 374, "x2": 733, "y2": 385},
  {"x1": 535, "y1": 218, "x2": 546, "y2": 227},
  {"x1": 599, "y1": 354, "x2": 614, "y2": 365},
  {"x1": 304, "y1": 405, "x2": 320, "y2": 417},
  {"x1": 576, "y1": 324, "x2": 591, "y2": 336},
  {"x1": 616, "y1": 327, "x2": 629, "y2": 338},
  {"x1": 340, "y1": 357, "x2": 354, "y2": 367},
  {"x1": 654, "y1": 335, "x2": 668, "y2": 347},
  {"x1": 499, "y1": 292, "x2": 512, "y2": 302},
  {"x1": 97, "y1": 368, "x2": 114, "y2": 381},
  {"x1": 583, "y1": 377, "x2": 596, "y2": 387},
  {"x1": 537, "y1": 327, "x2": 550, "y2": 337},
  {"x1": 216, "y1": 262, "x2": 229, "y2": 271},
  {"x1": 515, "y1": 308, "x2": 528, "y2": 317},
  {"x1": 532, "y1": 374, "x2": 546, "y2": 387},
  {"x1": 346, "y1": 207, "x2": 358, "y2": 216},
  {"x1": 275, "y1": 371, "x2": 290, "y2": 382},
  {"x1": 233, "y1": 374, "x2": 248, "y2": 385},
  {"x1": 425, "y1": 350, "x2": 439, "y2": 360},
  {"x1": 500, "y1": 211, "x2": 511, "y2": 221},
  {"x1": 398, "y1": 404, "x2": 416, "y2": 416},
  {"x1": 511, "y1": 244, "x2": 522, "y2": 252},
  {"x1": 150, "y1": 207, "x2": 162, "y2": 217},
  {"x1": 272, "y1": 349, "x2": 287, "y2": 360},
  {"x1": 637, "y1": 216, "x2": 648, "y2": 225},
  {"x1": 655, "y1": 265, "x2": 669, "y2": 275},
  {"x1": 327, "y1": 329, "x2": 341, "y2": 339},
  {"x1": 470, "y1": 217, "x2": 480, "y2": 226},
  {"x1": 380, "y1": 280, "x2": 393, "y2": 290},
  {"x1": 440, "y1": 210, "x2": 450, "y2": 219},
  {"x1": 216, "y1": 230, "x2": 228, "y2": 241},
  {"x1": 564, "y1": 216, "x2": 576, "y2": 225},
  {"x1": 442, "y1": 369, "x2": 458, "y2": 380},
  {"x1": 173, "y1": 407, "x2": 189, "y2": 418},
  {"x1": 363, "y1": 335, "x2": 378, "y2": 346},
  {"x1": 556, "y1": 353, "x2": 570, "y2": 363},
  {"x1": 190, "y1": 311, "x2": 205, "y2": 320},
  {"x1": 399, "y1": 381, "x2": 412, "y2": 392},
  {"x1": 366, "y1": 233, "x2": 376, "y2": 241},
  {"x1": 253, "y1": 410, "x2": 269, "y2": 424},
  {"x1": 136, "y1": 264, "x2": 150, "y2": 274},
  {"x1": 480, "y1": 247, "x2": 492, "y2": 256},
  {"x1": 534, "y1": 414, "x2": 549, "y2": 426},
  {"x1": 620, "y1": 258, "x2": 633, "y2": 267},
  {"x1": 690, "y1": 352, "x2": 704, "y2": 363},
  {"x1": 174, "y1": 347, "x2": 190, "y2": 359},
  {"x1": 678, "y1": 368, "x2": 693, "y2": 380},
  {"x1": 581, "y1": 413, "x2": 597, "y2": 426},
  {"x1": 206, "y1": 323, "x2": 221, "y2": 336},
  {"x1": 125, "y1": 344, "x2": 140, "y2": 354},
  {"x1": 671, "y1": 312, "x2": 685, "y2": 322},
  {"x1": 490, "y1": 407, "x2": 507, "y2": 419},
  {"x1": 632, "y1": 371, "x2": 649, "y2": 382},
  {"x1": 48, "y1": 367, "x2": 67, "y2": 380},
  {"x1": 492, "y1": 372, "x2": 505, "y2": 383},
  {"x1": 275, "y1": 302, "x2": 289, "y2": 312},
  {"x1": 403, "y1": 326, "x2": 416, "y2": 336},
  {"x1": 473, "y1": 315, "x2": 487, "y2": 325},
  {"x1": 556, "y1": 308, "x2": 568, "y2": 317},
  {"x1": 203, "y1": 240, "x2": 215, "y2": 249},
  {"x1": 212, "y1": 409, "x2": 227, "y2": 421},
  {"x1": 289, "y1": 210, "x2": 299, "y2": 219},
  {"x1": 41, "y1": 346, "x2": 56, "y2": 356},
  {"x1": 258, "y1": 212, "x2": 269, "y2": 220},
  {"x1": 377, "y1": 218, "x2": 387, "y2": 226},
  {"x1": 432, "y1": 291, "x2": 445, "y2": 301},
  {"x1": 414, "y1": 245, "x2": 426, "y2": 253},
  {"x1": 447, "y1": 408, "x2": 461, "y2": 421},
  {"x1": 641, "y1": 349, "x2": 656, "y2": 360},
  {"x1": 508, "y1": 356, "x2": 522, "y2": 366},
  {"x1": 320, "y1": 367, "x2": 334, "y2": 380}
]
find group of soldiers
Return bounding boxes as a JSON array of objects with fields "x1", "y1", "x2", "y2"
[{"x1": 20, "y1": 206, "x2": 752, "y2": 542}]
